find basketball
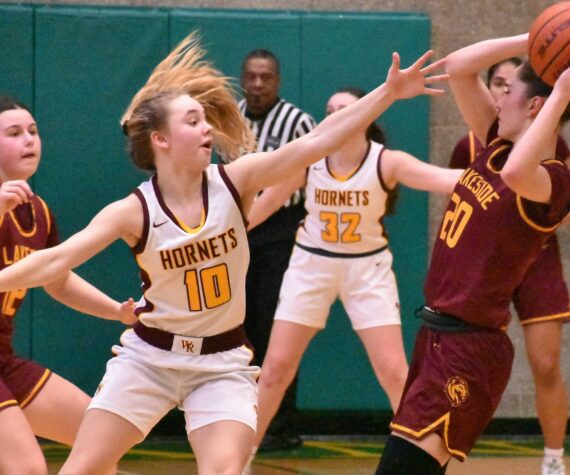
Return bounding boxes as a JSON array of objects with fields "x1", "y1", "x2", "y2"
[{"x1": 528, "y1": 2, "x2": 570, "y2": 86}]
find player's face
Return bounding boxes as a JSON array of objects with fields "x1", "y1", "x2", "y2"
[
  {"x1": 0, "y1": 108, "x2": 41, "y2": 181},
  {"x1": 241, "y1": 58, "x2": 280, "y2": 115},
  {"x1": 326, "y1": 92, "x2": 358, "y2": 115},
  {"x1": 162, "y1": 95, "x2": 213, "y2": 170},
  {"x1": 496, "y1": 70, "x2": 529, "y2": 142},
  {"x1": 488, "y1": 62, "x2": 518, "y2": 103}
]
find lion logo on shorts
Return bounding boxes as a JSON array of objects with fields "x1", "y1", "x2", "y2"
[{"x1": 445, "y1": 376, "x2": 469, "y2": 407}]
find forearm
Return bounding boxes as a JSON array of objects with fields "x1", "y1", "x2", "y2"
[
  {"x1": 247, "y1": 172, "x2": 306, "y2": 230},
  {"x1": 44, "y1": 272, "x2": 125, "y2": 321},
  {"x1": 446, "y1": 34, "x2": 528, "y2": 76},
  {"x1": 502, "y1": 89, "x2": 569, "y2": 201},
  {"x1": 0, "y1": 247, "x2": 73, "y2": 292}
]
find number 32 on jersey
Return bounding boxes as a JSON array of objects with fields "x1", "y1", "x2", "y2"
[{"x1": 439, "y1": 193, "x2": 473, "y2": 248}]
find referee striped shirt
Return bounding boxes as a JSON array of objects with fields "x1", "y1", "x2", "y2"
[
  {"x1": 239, "y1": 97, "x2": 316, "y2": 245},
  {"x1": 239, "y1": 98, "x2": 316, "y2": 152}
]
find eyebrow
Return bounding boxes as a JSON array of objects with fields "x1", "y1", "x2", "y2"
[{"x1": 184, "y1": 109, "x2": 201, "y2": 117}]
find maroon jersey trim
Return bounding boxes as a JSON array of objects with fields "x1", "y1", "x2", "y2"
[
  {"x1": 390, "y1": 414, "x2": 467, "y2": 461},
  {"x1": 485, "y1": 144, "x2": 512, "y2": 174},
  {"x1": 37, "y1": 196, "x2": 51, "y2": 236},
  {"x1": 217, "y1": 164, "x2": 248, "y2": 227},
  {"x1": 325, "y1": 141, "x2": 371, "y2": 182},
  {"x1": 20, "y1": 369, "x2": 51, "y2": 408},
  {"x1": 151, "y1": 174, "x2": 208, "y2": 234},
  {"x1": 131, "y1": 189, "x2": 149, "y2": 255},
  {"x1": 8, "y1": 203, "x2": 37, "y2": 237},
  {"x1": 516, "y1": 195, "x2": 561, "y2": 232},
  {"x1": 377, "y1": 146, "x2": 393, "y2": 194}
]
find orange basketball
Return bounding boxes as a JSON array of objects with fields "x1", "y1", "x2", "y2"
[{"x1": 528, "y1": 2, "x2": 570, "y2": 86}]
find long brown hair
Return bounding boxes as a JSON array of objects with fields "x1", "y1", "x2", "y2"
[{"x1": 122, "y1": 32, "x2": 256, "y2": 170}]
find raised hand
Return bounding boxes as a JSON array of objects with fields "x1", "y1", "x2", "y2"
[
  {"x1": 0, "y1": 180, "x2": 33, "y2": 215},
  {"x1": 386, "y1": 50, "x2": 448, "y2": 100}
]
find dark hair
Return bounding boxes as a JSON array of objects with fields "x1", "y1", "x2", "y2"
[
  {"x1": 335, "y1": 87, "x2": 387, "y2": 145},
  {"x1": 334, "y1": 87, "x2": 398, "y2": 215},
  {"x1": 518, "y1": 61, "x2": 570, "y2": 124},
  {"x1": 124, "y1": 90, "x2": 185, "y2": 171},
  {"x1": 486, "y1": 57, "x2": 522, "y2": 86},
  {"x1": 242, "y1": 49, "x2": 280, "y2": 75},
  {"x1": 0, "y1": 96, "x2": 31, "y2": 115}
]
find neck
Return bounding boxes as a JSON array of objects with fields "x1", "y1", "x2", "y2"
[{"x1": 328, "y1": 135, "x2": 369, "y2": 168}]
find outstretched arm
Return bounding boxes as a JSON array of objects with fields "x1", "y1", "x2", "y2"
[
  {"x1": 247, "y1": 171, "x2": 306, "y2": 230},
  {"x1": 0, "y1": 195, "x2": 141, "y2": 293},
  {"x1": 446, "y1": 34, "x2": 527, "y2": 143},
  {"x1": 45, "y1": 273, "x2": 137, "y2": 325},
  {"x1": 227, "y1": 50, "x2": 447, "y2": 202},
  {"x1": 501, "y1": 68, "x2": 570, "y2": 203},
  {"x1": 382, "y1": 149, "x2": 463, "y2": 194}
]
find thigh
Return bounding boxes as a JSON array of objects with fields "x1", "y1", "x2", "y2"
[
  {"x1": 523, "y1": 320, "x2": 563, "y2": 364},
  {"x1": 357, "y1": 324, "x2": 407, "y2": 371},
  {"x1": 23, "y1": 372, "x2": 90, "y2": 445},
  {"x1": 60, "y1": 408, "x2": 144, "y2": 475},
  {"x1": 89, "y1": 331, "x2": 179, "y2": 436},
  {"x1": 0, "y1": 405, "x2": 46, "y2": 474},
  {"x1": 189, "y1": 420, "x2": 254, "y2": 474},
  {"x1": 275, "y1": 248, "x2": 338, "y2": 329},
  {"x1": 265, "y1": 320, "x2": 319, "y2": 371},
  {"x1": 340, "y1": 251, "x2": 401, "y2": 330},
  {"x1": 183, "y1": 347, "x2": 258, "y2": 433}
]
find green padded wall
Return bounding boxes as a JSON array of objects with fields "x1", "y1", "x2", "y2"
[
  {"x1": 32, "y1": 7, "x2": 169, "y2": 391},
  {"x1": 0, "y1": 5, "x2": 35, "y2": 357},
  {"x1": 0, "y1": 7, "x2": 430, "y2": 411},
  {"x1": 298, "y1": 12, "x2": 430, "y2": 409}
]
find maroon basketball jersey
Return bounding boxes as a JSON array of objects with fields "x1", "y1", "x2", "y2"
[
  {"x1": 426, "y1": 127, "x2": 570, "y2": 329},
  {"x1": 0, "y1": 195, "x2": 59, "y2": 351}
]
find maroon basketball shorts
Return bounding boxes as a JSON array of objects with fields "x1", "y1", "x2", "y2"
[
  {"x1": 390, "y1": 326, "x2": 514, "y2": 461},
  {"x1": 513, "y1": 236, "x2": 570, "y2": 325},
  {"x1": 0, "y1": 353, "x2": 51, "y2": 412}
]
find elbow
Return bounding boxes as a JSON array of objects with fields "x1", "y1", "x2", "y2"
[{"x1": 445, "y1": 51, "x2": 471, "y2": 78}]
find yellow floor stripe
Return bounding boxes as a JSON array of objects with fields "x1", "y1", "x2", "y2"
[
  {"x1": 126, "y1": 449, "x2": 195, "y2": 460},
  {"x1": 303, "y1": 441, "x2": 379, "y2": 458},
  {"x1": 473, "y1": 440, "x2": 543, "y2": 456}
]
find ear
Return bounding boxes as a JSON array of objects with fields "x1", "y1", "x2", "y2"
[
  {"x1": 527, "y1": 96, "x2": 546, "y2": 118},
  {"x1": 150, "y1": 130, "x2": 169, "y2": 149}
]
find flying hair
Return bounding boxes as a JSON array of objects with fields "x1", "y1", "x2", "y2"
[{"x1": 121, "y1": 32, "x2": 256, "y2": 161}]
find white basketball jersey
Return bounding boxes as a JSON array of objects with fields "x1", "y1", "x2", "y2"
[
  {"x1": 296, "y1": 141, "x2": 390, "y2": 255},
  {"x1": 132, "y1": 165, "x2": 249, "y2": 336}
]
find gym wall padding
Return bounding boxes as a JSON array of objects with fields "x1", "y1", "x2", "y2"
[{"x1": 0, "y1": 6, "x2": 430, "y2": 412}]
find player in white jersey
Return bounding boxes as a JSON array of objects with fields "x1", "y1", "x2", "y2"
[
  {"x1": 0, "y1": 33, "x2": 447, "y2": 474},
  {"x1": 247, "y1": 87, "x2": 464, "y2": 461}
]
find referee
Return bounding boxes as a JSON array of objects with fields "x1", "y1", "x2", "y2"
[{"x1": 239, "y1": 49, "x2": 316, "y2": 452}]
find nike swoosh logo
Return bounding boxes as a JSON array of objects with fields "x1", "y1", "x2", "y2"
[{"x1": 153, "y1": 220, "x2": 168, "y2": 228}]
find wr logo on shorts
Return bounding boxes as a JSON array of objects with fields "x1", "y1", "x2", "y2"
[{"x1": 445, "y1": 376, "x2": 469, "y2": 407}]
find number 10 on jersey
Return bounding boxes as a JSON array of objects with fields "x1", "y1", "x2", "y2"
[{"x1": 184, "y1": 264, "x2": 231, "y2": 311}]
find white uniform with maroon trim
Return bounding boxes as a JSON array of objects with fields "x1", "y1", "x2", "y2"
[
  {"x1": 89, "y1": 164, "x2": 259, "y2": 436},
  {"x1": 276, "y1": 141, "x2": 401, "y2": 329}
]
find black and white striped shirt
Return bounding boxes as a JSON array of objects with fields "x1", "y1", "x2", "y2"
[
  {"x1": 239, "y1": 98, "x2": 316, "y2": 152},
  {"x1": 240, "y1": 97, "x2": 316, "y2": 246}
]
